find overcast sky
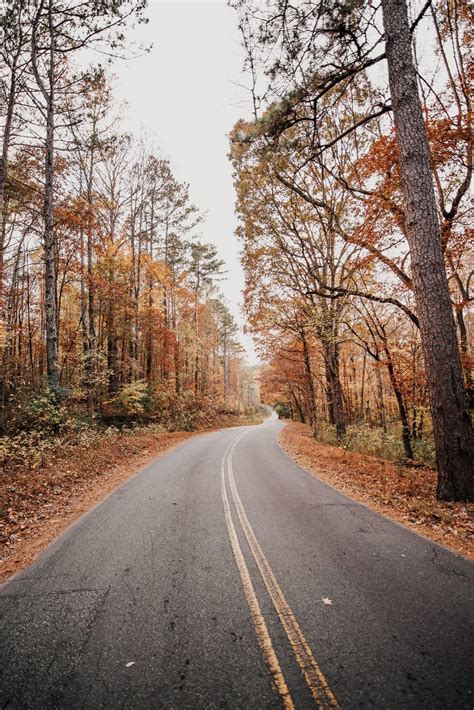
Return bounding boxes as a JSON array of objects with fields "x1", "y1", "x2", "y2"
[{"x1": 108, "y1": 0, "x2": 258, "y2": 362}]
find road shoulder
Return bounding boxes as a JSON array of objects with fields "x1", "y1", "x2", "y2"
[
  {"x1": 279, "y1": 421, "x2": 473, "y2": 560},
  {"x1": 1, "y1": 415, "x2": 261, "y2": 583}
]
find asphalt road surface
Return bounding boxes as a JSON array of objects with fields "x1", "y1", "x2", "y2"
[{"x1": 1, "y1": 416, "x2": 473, "y2": 709}]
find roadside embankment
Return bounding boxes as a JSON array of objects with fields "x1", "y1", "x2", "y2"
[{"x1": 280, "y1": 421, "x2": 473, "y2": 560}]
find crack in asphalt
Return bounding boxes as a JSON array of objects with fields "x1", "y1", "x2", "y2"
[{"x1": 431, "y1": 547, "x2": 469, "y2": 579}]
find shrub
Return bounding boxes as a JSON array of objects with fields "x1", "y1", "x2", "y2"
[
  {"x1": 315, "y1": 420, "x2": 436, "y2": 465},
  {"x1": 168, "y1": 391, "x2": 211, "y2": 431},
  {"x1": 7, "y1": 386, "x2": 77, "y2": 437},
  {"x1": 109, "y1": 382, "x2": 150, "y2": 418}
]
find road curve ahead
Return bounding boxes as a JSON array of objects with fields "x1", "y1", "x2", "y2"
[{"x1": 1, "y1": 419, "x2": 473, "y2": 709}]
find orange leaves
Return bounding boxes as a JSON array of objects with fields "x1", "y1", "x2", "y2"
[{"x1": 141, "y1": 253, "x2": 169, "y2": 288}]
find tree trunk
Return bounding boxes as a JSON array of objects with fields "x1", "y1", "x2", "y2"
[
  {"x1": 146, "y1": 209, "x2": 154, "y2": 382},
  {"x1": 171, "y1": 299, "x2": 181, "y2": 395},
  {"x1": 86, "y1": 171, "x2": 95, "y2": 413},
  {"x1": 456, "y1": 305, "x2": 474, "y2": 410},
  {"x1": 359, "y1": 351, "x2": 367, "y2": 423},
  {"x1": 174, "y1": 338, "x2": 181, "y2": 395},
  {"x1": 223, "y1": 332, "x2": 228, "y2": 404},
  {"x1": 301, "y1": 329, "x2": 318, "y2": 437},
  {"x1": 289, "y1": 383, "x2": 305, "y2": 423},
  {"x1": 107, "y1": 296, "x2": 119, "y2": 395},
  {"x1": 381, "y1": 0, "x2": 474, "y2": 500},
  {"x1": 350, "y1": 354, "x2": 359, "y2": 421},
  {"x1": 383, "y1": 347, "x2": 414, "y2": 460},
  {"x1": 31, "y1": 0, "x2": 59, "y2": 390},
  {"x1": 324, "y1": 358, "x2": 335, "y2": 425},
  {"x1": 0, "y1": 242, "x2": 22, "y2": 411},
  {"x1": 43, "y1": 52, "x2": 59, "y2": 389},
  {"x1": 79, "y1": 224, "x2": 91, "y2": 398},
  {"x1": 0, "y1": 84, "x2": 15, "y2": 311},
  {"x1": 375, "y1": 364, "x2": 387, "y2": 433},
  {"x1": 0, "y1": 20, "x2": 22, "y2": 317},
  {"x1": 194, "y1": 291, "x2": 200, "y2": 394},
  {"x1": 323, "y1": 341, "x2": 346, "y2": 440}
]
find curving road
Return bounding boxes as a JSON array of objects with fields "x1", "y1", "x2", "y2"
[{"x1": 1, "y1": 417, "x2": 473, "y2": 709}]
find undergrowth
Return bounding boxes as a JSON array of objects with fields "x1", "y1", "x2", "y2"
[
  {"x1": 308, "y1": 420, "x2": 436, "y2": 465},
  {"x1": 0, "y1": 385, "x2": 264, "y2": 474}
]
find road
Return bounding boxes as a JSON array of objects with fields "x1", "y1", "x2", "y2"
[{"x1": 1, "y1": 417, "x2": 473, "y2": 709}]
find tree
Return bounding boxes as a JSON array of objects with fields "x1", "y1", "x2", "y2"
[
  {"x1": 213, "y1": 299, "x2": 240, "y2": 403},
  {"x1": 381, "y1": 0, "x2": 473, "y2": 499},
  {"x1": 0, "y1": 1, "x2": 30, "y2": 306},
  {"x1": 231, "y1": 128, "x2": 369, "y2": 439},
  {"x1": 68, "y1": 68, "x2": 115, "y2": 412},
  {"x1": 187, "y1": 242, "x2": 225, "y2": 393}
]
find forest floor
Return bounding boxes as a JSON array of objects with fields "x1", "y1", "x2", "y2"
[
  {"x1": 280, "y1": 421, "x2": 474, "y2": 560},
  {"x1": 0, "y1": 412, "x2": 262, "y2": 583}
]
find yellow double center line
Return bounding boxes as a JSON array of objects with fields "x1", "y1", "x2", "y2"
[{"x1": 220, "y1": 430, "x2": 339, "y2": 709}]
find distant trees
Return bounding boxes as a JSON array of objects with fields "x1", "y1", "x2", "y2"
[{"x1": 231, "y1": 0, "x2": 473, "y2": 500}]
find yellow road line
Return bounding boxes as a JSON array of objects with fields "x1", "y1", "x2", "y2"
[
  {"x1": 220, "y1": 434, "x2": 295, "y2": 709},
  {"x1": 226, "y1": 435, "x2": 340, "y2": 709}
]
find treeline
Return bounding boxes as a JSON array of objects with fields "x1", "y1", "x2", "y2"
[
  {"x1": 230, "y1": 0, "x2": 473, "y2": 500},
  {"x1": 0, "y1": 0, "x2": 256, "y2": 437}
]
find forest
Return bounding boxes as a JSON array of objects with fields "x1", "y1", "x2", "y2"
[
  {"x1": 0, "y1": 0, "x2": 260, "y2": 484},
  {"x1": 230, "y1": 0, "x2": 473, "y2": 502}
]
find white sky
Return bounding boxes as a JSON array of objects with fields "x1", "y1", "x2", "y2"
[{"x1": 108, "y1": 0, "x2": 258, "y2": 362}]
